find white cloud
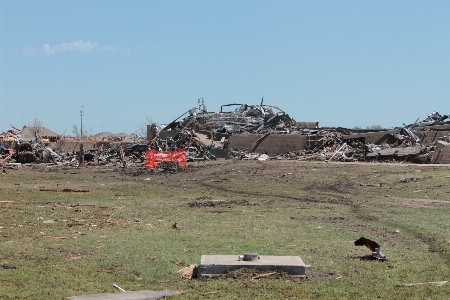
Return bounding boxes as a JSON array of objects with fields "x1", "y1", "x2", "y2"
[
  {"x1": 42, "y1": 40, "x2": 112, "y2": 55},
  {"x1": 22, "y1": 46, "x2": 35, "y2": 56}
]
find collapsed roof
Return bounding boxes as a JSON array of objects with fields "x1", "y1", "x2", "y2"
[{"x1": 161, "y1": 98, "x2": 296, "y2": 134}]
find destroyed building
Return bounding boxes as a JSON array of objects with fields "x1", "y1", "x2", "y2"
[
  {"x1": 1, "y1": 99, "x2": 449, "y2": 168},
  {"x1": 145, "y1": 99, "x2": 450, "y2": 165}
]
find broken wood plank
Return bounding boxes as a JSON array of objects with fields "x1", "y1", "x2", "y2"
[{"x1": 397, "y1": 281, "x2": 447, "y2": 287}]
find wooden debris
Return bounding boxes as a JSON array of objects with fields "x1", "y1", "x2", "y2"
[
  {"x1": 397, "y1": 281, "x2": 447, "y2": 287},
  {"x1": 177, "y1": 264, "x2": 198, "y2": 279},
  {"x1": 253, "y1": 271, "x2": 277, "y2": 279}
]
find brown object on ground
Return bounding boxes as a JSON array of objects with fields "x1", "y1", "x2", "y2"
[
  {"x1": 178, "y1": 264, "x2": 198, "y2": 279},
  {"x1": 354, "y1": 237, "x2": 380, "y2": 252}
]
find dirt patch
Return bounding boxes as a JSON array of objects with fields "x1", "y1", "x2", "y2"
[
  {"x1": 325, "y1": 216, "x2": 350, "y2": 223},
  {"x1": 380, "y1": 196, "x2": 450, "y2": 208},
  {"x1": 188, "y1": 197, "x2": 252, "y2": 208},
  {"x1": 304, "y1": 180, "x2": 355, "y2": 193}
]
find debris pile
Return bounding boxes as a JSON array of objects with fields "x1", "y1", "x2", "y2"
[
  {"x1": 161, "y1": 98, "x2": 296, "y2": 135},
  {"x1": 0, "y1": 126, "x2": 149, "y2": 169},
  {"x1": 407, "y1": 111, "x2": 450, "y2": 128},
  {"x1": 2, "y1": 104, "x2": 450, "y2": 168},
  {"x1": 148, "y1": 100, "x2": 450, "y2": 164}
]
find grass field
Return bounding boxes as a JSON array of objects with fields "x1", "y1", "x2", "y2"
[{"x1": 1, "y1": 160, "x2": 450, "y2": 299}]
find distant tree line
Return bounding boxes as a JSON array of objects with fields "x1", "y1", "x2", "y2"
[{"x1": 353, "y1": 125, "x2": 384, "y2": 130}]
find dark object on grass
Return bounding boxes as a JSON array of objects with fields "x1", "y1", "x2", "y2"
[
  {"x1": 172, "y1": 222, "x2": 181, "y2": 230},
  {"x1": 1, "y1": 263, "x2": 16, "y2": 269},
  {"x1": 354, "y1": 237, "x2": 380, "y2": 252},
  {"x1": 354, "y1": 237, "x2": 386, "y2": 261}
]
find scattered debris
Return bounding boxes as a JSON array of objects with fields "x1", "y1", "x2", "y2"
[
  {"x1": 407, "y1": 111, "x2": 450, "y2": 128},
  {"x1": 188, "y1": 199, "x2": 251, "y2": 208},
  {"x1": 398, "y1": 178, "x2": 423, "y2": 183},
  {"x1": 2, "y1": 106, "x2": 450, "y2": 167},
  {"x1": 40, "y1": 188, "x2": 90, "y2": 192}
]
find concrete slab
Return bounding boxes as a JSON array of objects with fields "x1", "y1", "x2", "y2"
[
  {"x1": 65, "y1": 290, "x2": 180, "y2": 300},
  {"x1": 198, "y1": 255, "x2": 306, "y2": 277}
]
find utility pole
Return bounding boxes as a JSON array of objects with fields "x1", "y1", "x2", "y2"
[{"x1": 80, "y1": 105, "x2": 84, "y2": 139}]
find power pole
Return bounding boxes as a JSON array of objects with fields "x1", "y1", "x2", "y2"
[{"x1": 80, "y1": 105, "x2": 84, "y2": 139}]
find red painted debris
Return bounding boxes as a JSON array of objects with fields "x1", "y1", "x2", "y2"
[{"x1": 145, "y1": 149, "x2": 186, "y2": 169}]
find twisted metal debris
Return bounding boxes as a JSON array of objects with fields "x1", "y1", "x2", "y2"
[{"x1": 1, "y1": 105, "x2": 450, "y2": 169}]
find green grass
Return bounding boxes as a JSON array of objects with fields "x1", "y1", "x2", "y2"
[{"x1": 1, "y1": 161, "x2": 450, "y2": 299}]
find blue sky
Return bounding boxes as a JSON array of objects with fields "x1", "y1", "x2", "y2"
[{"x1": 1, "y1": 0, "x2": 449, "y2": 135}]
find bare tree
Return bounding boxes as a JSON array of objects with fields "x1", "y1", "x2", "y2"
[
  {"x1": 72, "y1": 125, "x2": 80, "y2": 138},
  {"x1": 72, "y1": 125, "x2": 92, "y2": 139},
  {"x1": 137, "y1": 116, "x2": 153, "y2": 138},
  {"x1": 353, "y1": 124, "x2": 384, "y2": 130},
  {"x1": 28, "y1": 118, "x2": 44, "y2": 142}
]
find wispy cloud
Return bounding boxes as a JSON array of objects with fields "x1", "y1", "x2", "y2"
[
  {"x1": 42, "y1": 40, "x2": 113, "y2": 55},
  {"x1": 22, "y1": 46, "x2": 36, "y2": 56}
]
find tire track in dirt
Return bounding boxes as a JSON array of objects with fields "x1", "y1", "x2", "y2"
[
  {"x1": 196, "y1": 180, "x2": 353, "y2": 206},
  {"x1": 383, "y1": 221, "x2": 450, "y2": 266},
  {"x1": 197, "y1": 178, "x2": 373, "y2": 219}
]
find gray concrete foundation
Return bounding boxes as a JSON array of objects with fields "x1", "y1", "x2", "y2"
[{"x1": 197, "y1": 255, "x2": 306, "y2": 277}]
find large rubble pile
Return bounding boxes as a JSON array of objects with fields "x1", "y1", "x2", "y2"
[
  {"x1": 147, "y1": 99, "x2": 450, "y2": 164},
  {"x1": 1, "y1": 101, "x2": 449, "y2": 169},
  {"x1": 0, "y1": 126, "x2": 149, "y2": 169}
]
